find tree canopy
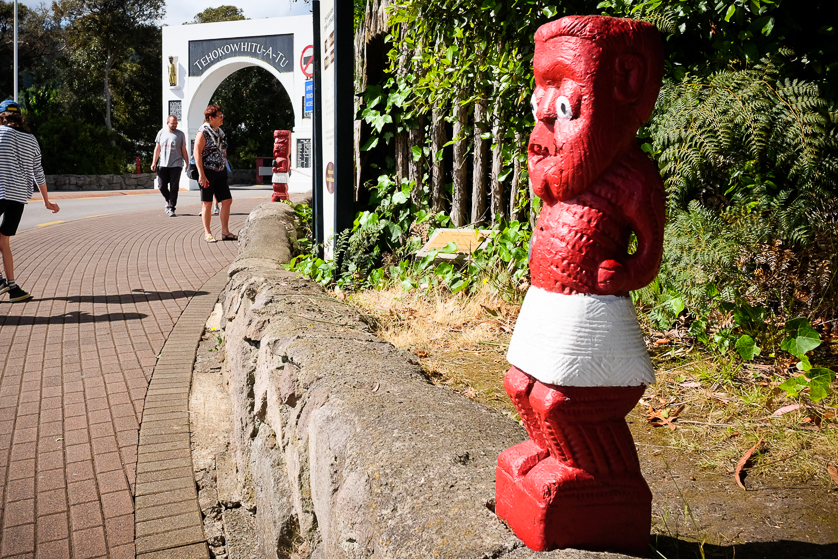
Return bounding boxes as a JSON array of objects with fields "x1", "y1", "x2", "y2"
[{"x1": 189, "y1": 5, "x2": 247, "y2": 24}]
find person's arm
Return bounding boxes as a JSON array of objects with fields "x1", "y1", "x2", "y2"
[
  {"x1": 194, "y1": 131, "x2": 208, "y2": 187},
  {"x1": 181, "y1": 141, "x2": 190, "y2": 168},
  {"x1": 151, "y1": 143, "x2": 161, "y2": 171},
  {"x1": 37, "y1": 183, "x2": 59, "y2": 213}
]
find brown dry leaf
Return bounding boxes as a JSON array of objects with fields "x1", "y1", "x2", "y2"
[
  {"x1": 654, "y1": 338, "x2": 672, "y2": 345},
  {"x1": 647, "y1": 404, "x2": 685, "y2": 431},
  {"x1": 480, "y1": 305, "x2": 500, "y2": 318},
  {"x1": 772, "y1": 404, "x2": 804, "y2": 416},
  {"x1": 414, "y1": 350, "x2": 429, "y2": 358},
  {"x1": 735, "y1": 437, "x2": 763, "y2": 490},
  {"x1": 828, "y1": 465, "x2": 838, "y2": 485}
]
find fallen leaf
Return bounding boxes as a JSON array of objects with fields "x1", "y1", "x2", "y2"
[
  {"x1": 481, "y1": 305, "x2": 500, "y2": 318},
  {"x1": 828, "y1": 465, "x2": 838, "y2": 485},
  {"x1": 372, "y1": 383, "x2": 380, "y2": 392},
  {"x1": 735, "y1": 437, "x2": 763, "y2": 490},
  {"x1": 414, "y1": 350, "x2": 429, "y2": 358},
  {"x1": 772, "y1": 404, "x2": 804, "y2": 416},
  {"x1": 679, "y1": 381, "x2": 701, "y2": 389},
  {"x1": 647, "y1": 404, "x2": 685, "y2": 431},
  {"x1": 655, "y1": 338, "x2": 672, "y2": 345}
]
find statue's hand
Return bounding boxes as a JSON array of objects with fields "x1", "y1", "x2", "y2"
[{"x1": 597, "y1": 260, "x2": 628, "y2": 295}]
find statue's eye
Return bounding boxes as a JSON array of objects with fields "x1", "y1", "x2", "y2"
[
  {"x1": 555, "y1": 96, "x2": 573, "y2": 120},
  {"x1": 531, "y1": 93, "x2": 539, "y2": 120}
]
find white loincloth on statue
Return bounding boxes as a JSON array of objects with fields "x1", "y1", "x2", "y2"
[{"x1": 507, "y1": 286, "x2": 655, "y2": 387}]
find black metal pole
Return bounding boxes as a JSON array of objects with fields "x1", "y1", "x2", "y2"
[
  {"x1": 333, "y1": 0, "x2": 355, "y2": 241},
  {"x1": 311, "y1": 0, "x2": 325, "y2": 258}
]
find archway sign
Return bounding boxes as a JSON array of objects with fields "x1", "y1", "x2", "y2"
[{"x1": 162, "y1": 17, "x2": 313, "y2": 192}]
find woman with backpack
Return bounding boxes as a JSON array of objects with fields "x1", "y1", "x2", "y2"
[{"x1": 193, "y1": 105, "x2": 236, "y2": 243}]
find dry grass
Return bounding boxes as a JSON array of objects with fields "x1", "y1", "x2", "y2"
[{"x1": 347, "y1": 286, "x2": 838, "y2": 484}]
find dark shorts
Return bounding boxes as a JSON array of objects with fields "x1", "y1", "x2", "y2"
[
  {"x1": 200, "y1": 168, "x2": 232, "y2": 203},
  {"x1": 0, "y1": 199, "x2": 25, "y2": 237}
]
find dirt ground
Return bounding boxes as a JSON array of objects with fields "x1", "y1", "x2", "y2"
[{"x1": 414, "y1": 341, "x2": 838, "y2": 558}]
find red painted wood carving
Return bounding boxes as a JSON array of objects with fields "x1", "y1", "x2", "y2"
[
  {"x1": 272, "y1": 130, "x2": 291, "y2": 202},
  {"x1": 497, "y1": 15, "x2": 665, "y2": 554}
]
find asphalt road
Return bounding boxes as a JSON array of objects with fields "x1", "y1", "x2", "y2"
[{"x1": 20, "y1": 185, "x2": 278, "y2": 233}]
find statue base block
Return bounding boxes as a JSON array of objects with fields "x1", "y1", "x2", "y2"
[
  {"x1": 271, "y1": 182, "x2": 289, "y2": 202},
  {"x1": 496, "y1": 450, "x2": 651, "y2": 554}
]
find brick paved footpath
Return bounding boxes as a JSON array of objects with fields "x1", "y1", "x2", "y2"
[{"x1": 0, "y1": 197, "x2": 262, "y2": 558}]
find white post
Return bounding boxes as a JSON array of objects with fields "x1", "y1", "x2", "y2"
[{"x1": 13, "y1": 0, "x2": 18, "y2": 102}]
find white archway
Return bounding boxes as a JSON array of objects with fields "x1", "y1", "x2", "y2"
[
  {"x1": 186, "y1": 57, "x2": 295, "y2": 129},
  {"x1": 162, "y1": 17, "x2": 313, "y2": 190}
]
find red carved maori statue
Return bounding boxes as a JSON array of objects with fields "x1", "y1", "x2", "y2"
[
  {"x1": 496, "y1": 15, "x2": 665, "y2": 554},
  {"x1": 272, "y1": 130, "x2": 291, "y2": 202}
]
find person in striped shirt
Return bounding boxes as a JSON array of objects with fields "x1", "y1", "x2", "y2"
[{"x1": 0, "y1": 100, "x2": 60, "y2": 302}]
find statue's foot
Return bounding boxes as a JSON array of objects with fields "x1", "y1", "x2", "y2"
[
  {"x1": 497, "y1": 440, "x2": 549, "y2": 478},
  {"x1": 496, "y1": 456, "x2": 651, "y2": 554}
]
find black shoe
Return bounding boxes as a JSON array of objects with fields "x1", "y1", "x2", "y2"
[
  {"x1": 7, "y1": 285, "x2": 32, "y2": 302},
  {"x1": 0, "y1": 279, "x2": 8, "y2": 295}
]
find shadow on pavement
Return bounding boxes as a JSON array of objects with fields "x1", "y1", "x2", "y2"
[
  {"x1": 38, "y1": 289, "x2": 208, "y2": 305},
  {"x1": 0, "y1": 311, "x2": 148, "y2": 325},
  {"x1": 651, "y1": 535, "x2": 838, "y2": 559}
]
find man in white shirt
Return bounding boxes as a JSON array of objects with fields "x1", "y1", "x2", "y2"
[{"x1": 151, "y1": 115, "x2": 189, "y2": 217}]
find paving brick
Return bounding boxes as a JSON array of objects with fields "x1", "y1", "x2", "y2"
[
  {"x1": 134, "y1": 524, "x2": 205, "y2": 554},
  {"x1": 37, "y1": 488, "x2": 68, "y2": 516},
  {"x1": 104, "y1": 514, "x2": 135, "y2": 547},
  {"x1": 6, "y1": 477, "x2": 35, "y2": 502},
  {"x1": 72, "y1": 525, "x2": 107, "y2": 559},
  {"x1": 35, "y1": 538, "x2": 70, "y2": 559},
  {"x1": 1, "y1": 523, "x2": 35, "y2": 556},
  {"x1": 71, "y1": 501, "x2": 104, "y2": 531},
  {"x1": 136, "y1": 542, "x2": 209, "y2": 559},
  {"x1": 66, "y1": 460, "x2": 95, "y2": 482},
  {"x1": 37, "y1": 468, "x2": 66, "y2": 492},
  {"x1": 4, "y1": 498, "x2": 35, "y2": 526},
  {"x1": 37, "y1": 512, "x2": 69, "y2": 543},
  {"x1": 101, "y1": 490, "x2": 134, "y2": 519},
  {"x1": 68, "y1": 479, "x2": 99, "y2": 505}
]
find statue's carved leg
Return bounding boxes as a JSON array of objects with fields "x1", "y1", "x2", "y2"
[
  {"x1": 272, "y1": 182, "x2": 289, "y2": 202},
  {"x1": 496, "y1": 380, "x2": 652, "y2": 554}
]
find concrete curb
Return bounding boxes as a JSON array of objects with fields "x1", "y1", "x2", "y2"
[{"x1": 134, "y1": 269, "x2": 230, "y2": 559}]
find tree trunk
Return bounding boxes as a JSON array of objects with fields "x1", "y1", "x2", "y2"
[
  {"x1": 431, "y1": 104, "x2": 446, "y2": 212},
  {"x1": 104, "y1": 51, "x2": 115, "y2": 131},
  {"x1": 409, "y1": 114, "x2": 425, "y2": 205},
  {"x1": 451, "y1": 100, "x2": 468, "y2": 227},
  {"x1": 490, "y1": 110, "x2": 506, "y2": 225},
  {"x1": 471, "y1": 99, "x2": 488, "y2": 225},
  {"x1": 509, "y1": 131, "x2": 523, "y2": 222},
  {"x1": 395, "y1": 131, "x2": 409, "y2": 185}
]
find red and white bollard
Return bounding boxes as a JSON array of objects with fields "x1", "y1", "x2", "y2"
[
  {"x1": 271, "y1": 130, "x2": 291, "y2": 202},
  {"x1": 496, "y1": 15, "x2": 665, "y2": 554}
]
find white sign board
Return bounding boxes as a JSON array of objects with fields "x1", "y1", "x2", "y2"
[{"x1": 319, "y1": 0, "x2": 336, "y2": 259}]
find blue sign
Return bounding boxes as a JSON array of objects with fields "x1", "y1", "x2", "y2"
[{"x1": 304, "y1": 80, "x2": 314, "y2": 112}]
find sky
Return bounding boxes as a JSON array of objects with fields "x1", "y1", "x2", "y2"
[{"x1": 16, "y1": 1, "x2": 312, "y2": 27}]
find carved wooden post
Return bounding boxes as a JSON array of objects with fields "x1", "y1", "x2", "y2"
[
  {"x1": 471, "y1": 97, "x2": 488, "y2": 224},
  {"x1": 496, "y1": 16, "x2": 665, "y2": 554},
  {"x1": 271, "y1": 130, "x2": 291, "y2": 202},
  {"x1": 451, "y1": 99, "x2": 469, "y2": 227},
  {"x1": 430, "y1": 103, "x2": 446, "y2": 212},
  {"x1": 508, "y1": 131, "x2": 522, "y2": 222}
]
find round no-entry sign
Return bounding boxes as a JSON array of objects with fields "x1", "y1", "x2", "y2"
[{"x1": 300, "y1": 45, "x2": 314, "y2": 78}]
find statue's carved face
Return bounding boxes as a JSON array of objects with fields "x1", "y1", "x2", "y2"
[
  {"x1": 529, "y1": 36, "x2": 635, "y2": 204},
  {"x1": 274, "y1": 131, "x2": 291, "y2": 157}
]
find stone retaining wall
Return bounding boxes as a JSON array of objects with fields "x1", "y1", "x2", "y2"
[
  {"x1": 46, "y1": 173, "x2": 157, "y2": 191},
  {"x1": 218, "y1": 202, "x2": 605, "y2": 558}
]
